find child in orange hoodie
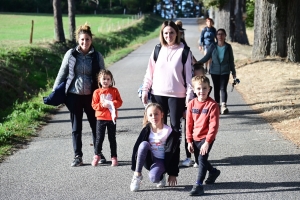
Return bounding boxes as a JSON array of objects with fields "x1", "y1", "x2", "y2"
[{"x1": 91, "y1": 69, "x2": 123, "y2": 167}]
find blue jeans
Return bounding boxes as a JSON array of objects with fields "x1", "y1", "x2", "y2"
[{"x1": 135, "y1": 141, "x2": 165, "y2": 183}]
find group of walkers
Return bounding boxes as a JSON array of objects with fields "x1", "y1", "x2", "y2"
[{"x1": 53, "y1": 18, "x2": 236, "y2": 196}]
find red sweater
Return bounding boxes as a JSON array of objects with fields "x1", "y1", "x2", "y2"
[
  {"x1": 91, "y1": 87, "x2": 123, "y2": 121},
  {"x1": 186, "y1": 97, "x2": 219, "y2": 144}
]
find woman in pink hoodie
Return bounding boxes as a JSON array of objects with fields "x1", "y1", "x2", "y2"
[{"x1": 142, "y1": 20, "x2": 194, "y2": 133}]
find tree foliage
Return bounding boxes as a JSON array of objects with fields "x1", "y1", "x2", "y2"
[{"x1": 0, "y1": 0, "x2": 157, "y2": 14}]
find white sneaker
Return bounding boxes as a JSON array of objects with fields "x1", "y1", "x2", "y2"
[
  {"x1": 130, "y1": 175, "x2": 143, "y2": 192},
  {"x1": 156, "y1": 174, "x2": 166, "y2": 188},
  {"x1": 193, "y1": 162, "x2": 198, "y2": 168},
  {"x1": 181, "y1": 158, "x2": 193, "y2": 167}
]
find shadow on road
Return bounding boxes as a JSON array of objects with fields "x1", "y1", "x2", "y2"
[{"x1": 211, "y1": 154, "x2": 300, "y2": 166}]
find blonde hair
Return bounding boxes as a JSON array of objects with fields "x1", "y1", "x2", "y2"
[
  {"x1": 175, "y1": 20, "x2": 183, "y2": 28},
  {"x1": 97, "y1": 69, "x2": 115, "y2": 88},
  {"x1": 75, "y1": 23, "x2": 94, "y2": 43},
  {"x1": 143, "y1": 103, "x2": 164, "y2": 127},
  {"x1": 191, "y1": 75, "x2": 210, "y2": 88},
  {"x1": 159, "y1": 20, "x2": 181, "y2": 46}
]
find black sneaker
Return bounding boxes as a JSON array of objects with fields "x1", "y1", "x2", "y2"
[
  {"x1": 205, "y1": 169, "x2": 221, "y2": 184},
  {"x1": 98, "y1": 152, "x2": 107, "y2": 164},
  {"x1": 189, "y1": 185, "x2": 204, "y2": 196},
  {"x1": 71, "y1": 156, "x2": 83, "y2": 167}
]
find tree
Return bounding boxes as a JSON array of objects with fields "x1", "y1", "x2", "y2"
[
  {"x1": 53, "y1": 0, "x2": 65, "y2": 43},
  {"x1": 205, "y1": 0, "x2": 249, "y2": 45},
  {"x1": 252, "y1": 0, "x2": 300, "y2": 62},
  {"x1": 68, "y1": 0, "x2": 76, "y2": 42}
]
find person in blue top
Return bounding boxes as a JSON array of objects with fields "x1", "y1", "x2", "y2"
[
  {"x1": 198, "y1": 28, "x2": 236, "y2": 115},
  {"x1": 198, "y1": 18, "x2": 217, "y2": 74}
]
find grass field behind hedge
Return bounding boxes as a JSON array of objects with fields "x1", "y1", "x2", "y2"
[{"x1": 0, "y1": 13, "x2": 142, "y2": 45}]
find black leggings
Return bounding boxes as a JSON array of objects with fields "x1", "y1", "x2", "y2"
[
  {"x1": 151, "y1": 95, "x2": 185, "y2": 133},
  {"x1": 211, "y1": 74, "x2": 230, "y2": 104},
  {"x1": 95, "y1": 120, "x2": 117, "y2": 158}
]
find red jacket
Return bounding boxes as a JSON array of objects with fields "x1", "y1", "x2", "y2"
[
  {"x1": 186, "y1": 97, "x2": 219, "y2": 144},
  {"x1": 92, "y1": 87, "x2": 123, "y2": 121}
]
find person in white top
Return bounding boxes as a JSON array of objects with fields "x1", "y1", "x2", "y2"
[
  {"x1": 142, "y1": 20, "x2": 194, "y2": 134},
  {"x1": 130, "y1": 103, "x2": 181, "y2": 192}
]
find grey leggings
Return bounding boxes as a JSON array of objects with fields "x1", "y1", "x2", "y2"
[{"x1": 135, "y1": 141, "x2": 165, "y2": 183}]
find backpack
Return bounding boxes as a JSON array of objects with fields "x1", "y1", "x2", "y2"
[
  {"x1": 138, "y1": 43, "x2": 191, "y2": 102},
  {"x1": 153, "y1": 43, "x2": 190, "y2": 87}
]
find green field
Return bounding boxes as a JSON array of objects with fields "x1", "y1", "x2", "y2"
[{"x1": 0, "y1": 13, "x2": 142, "y2": 45}]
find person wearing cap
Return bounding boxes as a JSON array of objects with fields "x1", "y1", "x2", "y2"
[{"x1": 175, "y1": 20, "x2": 197, "y2": 64}]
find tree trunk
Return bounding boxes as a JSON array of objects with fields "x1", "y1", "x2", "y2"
[
  {"x1": 252, "y1": 0, "x2": 300, "y2": 62},
  {"x1": 233, "y1": 0, "x2": 249, "y2": 44},
  {"x1": 53, "y1": 0, "x2": 65, "y2": 43},
  {"x1": 68, "y1": 0, "x2": 76, "y2": 43},
  {"x1": 213, "y1": 0, "x2": 248, "y2": 44},
  {"x1": 214, "y1": 2, "x2": 231, "y2": 41},
  {"x1": 286, "y1": 0, "x2": 300, "y2": 62}
]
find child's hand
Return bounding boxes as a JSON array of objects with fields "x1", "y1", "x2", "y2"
[
  {"x1": 200, "y1": 142, "x2": 210, "y2": 155},
  {"x1": 168, "y1": 175, "x2": 177, "y2": 186},
  {"x1": 188, "y1": 143, "x2": 194, "y2": 153},
  {"x1": 101, "y1": 101, "x2": 110, "y2": 108}
]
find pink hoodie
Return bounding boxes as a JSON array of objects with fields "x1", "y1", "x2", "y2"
[{"x1": 142, "y1": 43, "x2": 194, "y2": 101}]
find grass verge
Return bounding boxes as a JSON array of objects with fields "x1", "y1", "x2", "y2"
[{"x1": 0, "y1": 14, "x2": 163, "y2": 161}]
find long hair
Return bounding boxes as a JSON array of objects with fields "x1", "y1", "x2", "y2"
[
  {"x1": 97, "y1": 69, "x2": 115, "y2": 88},
  {"x1": 142, "y1": 103, "x2": 164, "y2": 127},
  {"x1": 159, "y1": 20, "x2": 181, "y2": 46}
]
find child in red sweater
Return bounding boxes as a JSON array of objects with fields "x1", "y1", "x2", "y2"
[
  {"x1": 91, "y1": 69, "x2": 123, "y2": 167},
  {"x1": 186, "y1": 75, "x2": 220, "y2": 196}
]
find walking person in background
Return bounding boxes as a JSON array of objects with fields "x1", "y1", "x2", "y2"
[
  {"x1": 175, "y1": 20, "x2": 197, "y2": 64},
  {"x1": 198, "y1": 18, "x2": 217, "y2": 74},
  {"x1": 198, "y1": 28, "x2": 236, "y2": 114},
  {"x1": 130, "y1": 103, "x2": 180, "y2": 192},
  {"x1": 53, "y1": 23, "x2": 105, "y2": 167},
  {"x1": 186, "y1": 75, "x2": 220, "y2": 196},
  {"x1": 141, "y1": 20, "x2": 194, "y2": 134},
  {"x1": 91, "y1": 69, "x2": 123, "y2": 167}
]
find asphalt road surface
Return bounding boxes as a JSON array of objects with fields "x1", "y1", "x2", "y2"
[{"x1": 1, "y1": 18, "x2": 299, "y2": 200}]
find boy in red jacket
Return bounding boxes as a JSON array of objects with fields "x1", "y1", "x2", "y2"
[{"x1": 186, "y1": 75, "x2": 220, "y2": 196}]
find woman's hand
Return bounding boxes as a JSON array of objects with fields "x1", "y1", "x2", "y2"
[
  {"x1": 142, "y1": 92, "x2": 148, "y2": 105},
  {"x1": 233, "y1": 74, "x2": 237, "y2": 79},
  {"x1": 200, "y1": 142, "x2": 210, "y2": 155},
  {"x1": 198, "y1": 46, "x2": 203, "y2": 51},
  {"x1": 188, "y1": 142, "x2": 194, "y2": 153},
  {"x1": 168, "y1": 175, "x2": 177, "y2": 186}
]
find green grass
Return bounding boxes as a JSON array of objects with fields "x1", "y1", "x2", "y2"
[
  {"x1": 0, "y1": 13, "x2": 144, "y2": 45},
  {"x1": 0, "y1": 13, "x2": 163, "y2": 160}
]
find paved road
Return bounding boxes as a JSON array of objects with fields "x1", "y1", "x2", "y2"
[{"x1": 1, "y1": 19, "x2": 299, "y2": 200}]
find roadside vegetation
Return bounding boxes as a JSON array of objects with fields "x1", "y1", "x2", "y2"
[{"x1": 0, "y1": 13, "x2": 163, "y2": 160}]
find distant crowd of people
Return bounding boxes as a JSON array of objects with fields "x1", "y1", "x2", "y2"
[{"x1": 52, "y1": 18, "x2": 236, "y2": 196}]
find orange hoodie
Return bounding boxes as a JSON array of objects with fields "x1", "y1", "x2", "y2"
[{"x1": 91, "y1": 87, "x2": 123, "y2": 121}]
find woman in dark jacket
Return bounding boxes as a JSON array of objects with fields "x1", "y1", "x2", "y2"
[
  {"x1": 130, "y1": 103, "x2": 180, "y2": 192},
  {"x1": 198, "y1": 28, "x2": 236, "y2": 114}
]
